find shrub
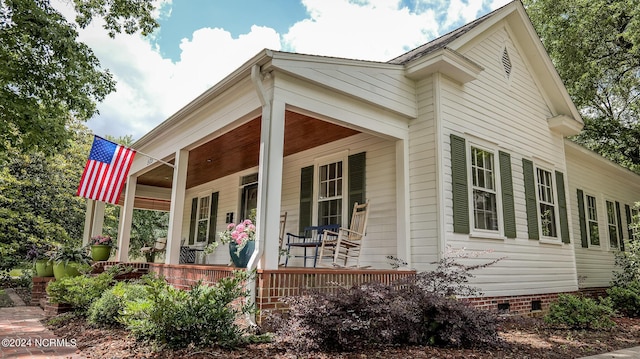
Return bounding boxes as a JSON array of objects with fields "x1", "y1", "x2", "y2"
[
  {"x1": 607, "y1": 280, "x2": 640, "y2": 317},
  {"x1": 120, "y1": 271, "x2": 256, "y2": 349},
  {"x1": 612, "y1": 239, "x2": 640, "y2": 286},
  {"x1": 87, "y1": 281, "x2": 149, "y2": 327},
  {"x1": 46, "y1": 272, "x2": 114, "y2": 313},
  {"x1": 274, "y1": 246, "x2": 502, "y2": 352},
  {"x1": 544, "y1": 294, "x2": 615, "y2": 329}
]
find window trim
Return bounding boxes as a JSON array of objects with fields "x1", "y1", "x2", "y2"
[
  {"x1": 313, "y1": 151, "x2": 349, "y2": 227},
  {"x1": 195, "y1": 194, "x2": 211, "y2": 243},
  {"x1": 584, "y1": 192, "x2": 601, "y2": 248},
  {"x1": 534, "y1": 165, "x2": 560, "y2": 241},
  {"x1": 606, "y1": 200, "x2": 620, "y2": 250},
  {"x1": 466, "y1": 141, "x2": 504, "y2": 239}
]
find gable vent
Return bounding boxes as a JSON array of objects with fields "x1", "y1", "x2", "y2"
[{"x1": 502, "y1": 48, "x2": 512, "y2": 78}]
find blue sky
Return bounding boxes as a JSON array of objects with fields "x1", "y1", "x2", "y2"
[{"x1": 54, "y1": 0, "x2": 512, "y2": 140}]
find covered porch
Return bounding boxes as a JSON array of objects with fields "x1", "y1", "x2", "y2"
[{"x1": 84, "y1": 54, "x2": 416, "y2": 271}]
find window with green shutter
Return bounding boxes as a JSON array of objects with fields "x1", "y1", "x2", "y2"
[
  {"x1": 555, "y1": 171, "x2": 570, "y2": 244},
  {"x1": 500, "y1": 151, "x2": 516, "y2": 238}
]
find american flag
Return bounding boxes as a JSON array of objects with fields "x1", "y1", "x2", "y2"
[{"x1": 76, "y1": 136, "x2": 136, "y2": 205}]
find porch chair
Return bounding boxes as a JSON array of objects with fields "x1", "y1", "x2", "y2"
[
  {"x1": 285, "y1": 224, "x2": 340, "y2": 267},
  {"x1": 278, "y1": 212, "x2": 287, "y2": 264},
  {"x1": 317, "y1": 200, "x2": 370, "y2": 268},
  {"x1": 140, "y1": 237, "x2": 167, "y2": 259}
]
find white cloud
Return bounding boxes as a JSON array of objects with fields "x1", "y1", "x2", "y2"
[
  {"x1": 283, "y1": 0, "x2": 438, "y2": 61},
  {"x1": 58, "y1": 0, "x2": 514, "y2": 140}
]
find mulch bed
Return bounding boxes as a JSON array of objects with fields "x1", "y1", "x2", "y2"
[{"x1": 45, "y1": 315, "x2": 640, "y2": 359}]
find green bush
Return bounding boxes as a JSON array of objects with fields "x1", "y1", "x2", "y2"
[
  {"x1": 607, "y1": 281, "x2": 640, "y2": 317},
  {"x1": 120, "y1": 271, "x2": 256, "y2": 349},
  {"x1": 544, "y1": 294, "x2": 615, "y2": 329},
  {"x1": 87, "y1": 281, "x2": 149, "y2": 327},
  {"x1": 46, "y1": 272, "x2": 114, "y2": 314}
]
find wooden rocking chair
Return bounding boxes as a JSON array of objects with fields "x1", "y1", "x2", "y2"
[{"x1": 318, "y1": 200, "x2": 370, "y2": 268}]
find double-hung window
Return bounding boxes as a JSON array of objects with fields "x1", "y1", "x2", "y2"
[
  {"x1": 536, "y1": 168, "x2": 557, "y2": 238},
  {"x1": 196, "y1": 196, "x2": 211, "y2": 243},
  {"x1": 586, "y1": 195, "x2": 600, "y2": 246},
  {"x1": 606, "y1": 200, "x2": 620, "y2": 248},
  {"x1": 317, "y1": 160, "x2": 344, "y2": 226},
  {"x1": 470, "y1": 147, "x2": 498, "y2": 232}
]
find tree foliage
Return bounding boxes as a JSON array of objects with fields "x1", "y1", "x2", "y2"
[
  {"x1": 0, "y1": 0, "x2": 158, "y2": 156},
  {"x1": 524, "y1": 0, "x2": 640, "y2": 173},
  {"x1": 0, "y1": 121, "x2": 92, "y2": 269}
]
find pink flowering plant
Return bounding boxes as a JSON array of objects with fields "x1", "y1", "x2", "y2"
[
  {"x1": 204, "y1": 219, "x2": 256, "y2": 255},
  {"x1": 90, "y1": 235, "x2": 116, "y2": 247}
]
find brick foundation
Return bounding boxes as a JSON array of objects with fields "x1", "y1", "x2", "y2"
[{"x1": 31, "y1": 276, "x2": 55, "y2": 306}]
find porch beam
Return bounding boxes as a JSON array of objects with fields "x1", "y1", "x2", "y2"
[
  {"x1": 116, "y1": 175, "x2": 137, "y2": 261},
  {"x1": 166, "y1": 149, "x2": 189, "y2": 264}
]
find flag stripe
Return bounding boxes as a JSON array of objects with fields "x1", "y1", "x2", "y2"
[{"x1": 76, "y1": 136, "x2": 136, "y2": 205}]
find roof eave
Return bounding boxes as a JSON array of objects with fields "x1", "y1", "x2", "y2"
[{"x1": 404, "y1": 47, "x2": 484, "y2": 83}]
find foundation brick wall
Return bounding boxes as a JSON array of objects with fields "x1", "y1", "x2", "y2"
[{"x1": 31, "y1": 276, "x2": 55, "y2": 306}]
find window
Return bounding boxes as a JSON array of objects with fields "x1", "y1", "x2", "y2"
[
  {"x1": 586, "y1": 195, "x2": 599, "y2": 246},
  {"x1": 318, "y1": 161, "x2": 343, "y2": 226},
  {"x1": 606, "y1": 201, "x2": 620, "y2": 248},
  {"x1": 196, "y1": 196, "x2": 210, "y2": 243},
  {"x1": 536, "y1": 168, "x2": 557, "y2": 238},
  {"x1": 471, "y1": 147, "x2": 498, "y2": 231}
]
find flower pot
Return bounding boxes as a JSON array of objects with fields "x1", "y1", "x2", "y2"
[
  {"x1": 35, "y1": 259, "x2": 54, "y2": 277},
  {"x1": 229, "y1": 241, "x2": 255, "y2": 268},
  {"x1": 91, "y1": 245, "x2": 112, "y2": 261},
  {"x1": 52, "y1": 262, "x2": 82, "y2": 280}
]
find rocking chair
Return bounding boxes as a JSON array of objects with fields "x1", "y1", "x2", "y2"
[{"x1": 318, "y1": 200, "x2": 370, "y2": 268}]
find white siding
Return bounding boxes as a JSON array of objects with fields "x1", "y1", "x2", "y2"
[
  {"x1": 565, "y1": 142, "x2": 640, "y2": 288},
  {"x1": 181, "y1": 133, "x2": 398, "y2": 268},
  {"x1": 438, "y1": 25, "x2": 577, "y2": 296}
]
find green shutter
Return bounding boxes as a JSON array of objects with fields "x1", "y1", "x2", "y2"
[
  {"x1": 577, "y1": 189, "x2": 588, "y2": 248},
  {"x1": 348, "y1": 152, "x2": 366, "y2": 221},
  {"x1": 499, "y1": 151, "x2": 516, "y2": 238},
  {"x1": 522, "y1": 159, "x2": 539, "y2": 240},
  {"x1": 188, "y1": 197, "x2": 198, "y2": 245},
  {"x1": 299, "y1": 165, "x2": 314, "y2": 234},
  {"x1": 555, "y1": 171, "x2": 570, "y2": 244},
  {"x1": 450, "y1": 134, "x2": 469, "y2": 234},
  {"x1": 615, "y1": 201, "x2": 625, "y2": 251},
  {"x1": 625, "y1": 204, "x2": 633, "y2": 241},
  {"x1": 208, "y1": 192, "x2": 219, "y2": 244}
]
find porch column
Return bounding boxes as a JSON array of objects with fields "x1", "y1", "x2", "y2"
[
  {"x1": 166, "y1": 149, "x2": 188, "y2": 264},
  {"x1": 396, "y1": 138, "x2": 411, "y2": 265},
  {"x1": 82, "y1": 200, "x2": 106, "y2": 246},
  {"x1": 254, "y1": 98, "x2": 286, "y2": 270},
  {"x1": 116, "y1": 175, "x2": 137, "y2": 261}
]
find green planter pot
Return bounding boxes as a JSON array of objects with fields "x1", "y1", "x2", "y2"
[
  {"x1": 52, "y1": 262, "x2": 82, "y2": 280},
  {"x1": 35, "y1": 259, "x2": 54, "y2": 277},
  {"x1": 91, "y1": 245, "x2": 112, "y2": 261},
  {"x1": 229, "y1": 241, "x2": 255, "y2": 268}
]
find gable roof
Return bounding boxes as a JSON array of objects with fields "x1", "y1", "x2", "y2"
[{"x1": 387, "y1": 0, "x2": 583, "y2": 130}]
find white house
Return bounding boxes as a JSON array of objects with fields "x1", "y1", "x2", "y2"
[{"x1": 84, "y1": 1, "x2": 640, "y2": 311}]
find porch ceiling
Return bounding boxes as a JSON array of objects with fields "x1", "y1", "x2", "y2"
[{"x1": 136, "y1": 111, "x2": 360, "y2": 190}]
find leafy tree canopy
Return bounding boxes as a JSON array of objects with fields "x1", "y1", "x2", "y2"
[
  {"x1": 524, "y1": 0, "x2": 640, "y2": 173},
  {"x1": 0, "y1": 0, "x2": 158, "y2": 156},
  {"x1": 0, "y1": 120, "x2": 92, "y2": 269}
]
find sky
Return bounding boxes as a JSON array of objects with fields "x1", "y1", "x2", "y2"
[{"x1": 55, "y1": 0, "x2": 512, "y2": 141}]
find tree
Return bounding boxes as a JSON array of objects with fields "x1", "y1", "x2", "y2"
[
  {"x1": 0, "y1": 0, "x2": 158, "y2": 156},
  {"x1": 0, "y1": 120, "x2": 93, "y2": 269},
  {"x1": 524, "y1": 0, "x2": 640, "y2": 173}
]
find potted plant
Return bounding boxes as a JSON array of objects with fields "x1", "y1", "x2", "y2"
[
  {"x1": 89, "y1": 235, "x2": 116, "y2": 261},
  {"x1": 26, "y1": 243, "x2": 54, "y2": 277},
  {"x1": 50, "y1": 244, "x2": 92, "y2": 279},
  {"x1": 205, "y1": 219, "x2": 256, "y2": 267}
]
